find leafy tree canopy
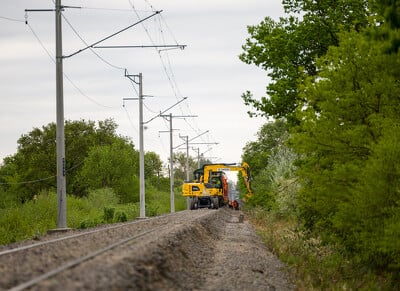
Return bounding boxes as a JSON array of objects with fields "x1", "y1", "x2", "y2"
[
  {"x1": 172, "y1": 152, "x2": 197, "y2": 182},
  {"x1": 0, "y1": 119, "x2": 169, "y2": 204},
  {"x1": 240, "y1": 0, "x2": 400, "y2": 275},
  {"x1": 240, "y1": 0, "x2": 370, "y2": 123},
  {"x1": 242, "y1": 119, "x2": 288, "y2": 177},
  {"x1": 1, "y1": 119, "x2": 123, "y2": 200},
  {"x1": 291, "y1": 26, "x2": 400, "y2": 270},
  {"x1": 79, "y1": 138, "x2": 139, "y2": 203}
]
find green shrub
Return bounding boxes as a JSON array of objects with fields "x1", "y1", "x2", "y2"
[
  {"x1": 145, "y1": 203, "x2": 159, "y2": 217},
  {"x1": 113, "y1": 211, "x2": 127, "y2": 223},
  {"x1": 114, "y1": 203, "x2": 138, "y2": 220},
  {"x1": 103, "y1": 207, "x2": 115, "y2": 223},
  {"x1": 247, "y1": 207, "x2": 395, "y2": 290},
  {"x1": 78, "y1": 218, "x2": 101, "y2": 229},
  {"x1": 0, "y1": 192, "x2": 57, "y2": 245},
  {"x1": 143, "y1": 184, "x2": 187, "y2": 214},
  {"x1": 86, "y1": 188, "x2": 119, "y2": 208}
]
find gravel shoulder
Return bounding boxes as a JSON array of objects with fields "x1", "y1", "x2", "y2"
[
  {"x1": 3, "y1": 208, "x2": 294, "y2": 290},
  {"x1": 194, "y1": 211, "x2": 294, "y2": 291}
]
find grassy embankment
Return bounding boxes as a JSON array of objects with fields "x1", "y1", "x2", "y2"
[
  {"x1": 0, "y1": 187, "x2": 186, "y2": 245},
  {"x1": 247, "y1": 207, "x2": 396, "y2": 290}
]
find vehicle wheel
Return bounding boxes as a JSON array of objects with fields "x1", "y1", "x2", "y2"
[
  {"x1": 219, "y1": 198, "x2": 223, "y2": 207},
  {"x1": 187, "y1": 197, "x2": 193, "y2": 210}
]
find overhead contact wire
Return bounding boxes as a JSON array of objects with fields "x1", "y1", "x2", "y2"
[
  {"x1": 26, "y1": 21, "x2": 116, "y2": 109},
  {"x1": 130, "y1": 0, "x2": 206, "y2": 142},
  {"x1": 0, "y1": 160, "x2": 84, "y2": 185},
  {"x1": 0, "y1": 15, "x2": 25, "y2": 22},
  {"x1": 143, "y1": 1, "x2": 210, "y2": 142},
  {"x1": 127, "y1": 0, "x2": 182, "y2": 101},
  {"x1": 62, "y1": 14, "x2": 126, "y2": 71}
]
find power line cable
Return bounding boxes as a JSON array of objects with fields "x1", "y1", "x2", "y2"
[
  {"x1": 143, "y1": 0, "x2": 156, "y2": 11},
  {"x1": 80, "y1": 7, "x2": 149, "y2": 12},
  {"x1": 129, "y1": 0, "x2": 218, "y2": 151},
  {"x1": 42, "y1": 0, "x2": 205, "y2": 144},
  {"x1": 127, "y1": 0, "x2": 182, "y2": 100},
  {"x1": 143, "y1": 102, "x2": 159, "y2": 114},
  {"x1": 127, "y1": 75, "x2": 139, "y2": 96},
  {"x1": 143, "y1": 2, "x2": 211, "y2": 141},
  {"x1": 161, "y1": 8, "x2": 217, "y2": 147},
  {"x1": 0, "y1": 175, "x2": 56, "y2": 185},
  {"x1": 157, "y1": 19, "x2": 183, "y2": 98},
  {"x1": 0, "y1": 15, "x2": 25, "y2": 23},
  {"x1": 27, "y1": 22, "x2": 54, "y2": 62},
  {"x1": 159, "y1": 14, "x2": 180, "y2": 45},
  {"x1": 126, "y1": 0, "x2": 190, "y2": 133},
  {"x1": 0, "y1": 160, "x2": 84, "y2": 185},
  {"x1": 63, "y1": 74, "x2": 117, "y2": 109},
  {"x1": 62, "y1": 13, "x2": 126, "y2": 71},
  {"x1": 26, "y1": 20, "x2": 118, "y2": 109},
  {"x1": 123, "y1": 104, "x2": 139, "y2": 134}
]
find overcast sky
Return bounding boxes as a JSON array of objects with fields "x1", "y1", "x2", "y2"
[{"x1": 0, "y1": 0, "x2": 284, "y2": 166}]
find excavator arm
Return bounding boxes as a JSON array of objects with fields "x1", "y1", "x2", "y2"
[{"x1": 202, "y1": 162, "x2": 253, "y2": 200}]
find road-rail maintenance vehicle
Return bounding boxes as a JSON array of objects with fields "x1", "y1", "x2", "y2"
[{"x1": 182, "y1": 162, "x2": 252, "y2": 210}]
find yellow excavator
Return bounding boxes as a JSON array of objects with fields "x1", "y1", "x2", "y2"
[{"x1": 182, "y1": 162, "x2": 253, "y2": 210}]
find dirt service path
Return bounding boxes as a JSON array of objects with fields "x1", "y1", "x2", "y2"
[{"x1": 193, "y1": 210, "x2": 294, "y2": 291}]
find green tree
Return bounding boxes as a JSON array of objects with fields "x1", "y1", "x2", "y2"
[
  {"x1": 144, "y1": 151, "x2": 168, "y2": 191},
  {"x1": 172, "y1": 152, "x2": 197, "y2": 182},
  {"x1": 79, "y1": 139, "x2": 139, "y2": 203},
  {"x1": 144, "y1": 151, "x2": 163, "y2": 180},
  {"x1": 334, "y1": 123, "x2": 400, "y2": 270},
  {"x1": 241, "y1": 119, "x2": 297, "y2": 212},
  {"x1": 0, "y1": 119, "x2": 130, "y2": 202},
  {"x1": 0, "y1": 123, "x2": 57, "y2": 202},
  {"x1": 240, "y1": 0, "x2": 370, "y2": 122},
  {"x1": 0, "y1": 162, "x2": 16, "y2": 206},
  {"x1": 242, "y1": 119, "x2": 288, "y2": 177},
  {"x1": 239, "y1": 0, "x2": 400, "y2": 278},
  {"x1": 292, "y1": 29, "x2": 400, "y2": 270}
]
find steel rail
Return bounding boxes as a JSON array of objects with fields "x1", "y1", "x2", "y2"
[
  {"x1": 0, "y1": 212, "x2": 177, "y2": 257},
  {"x1": 9, "y1": 226, "x2": 166, "y2": 291},
  {"x1": 4, "y1": 209, "x2": 213, "y2": 290}
]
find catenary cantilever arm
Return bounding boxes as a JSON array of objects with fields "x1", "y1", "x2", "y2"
[{"x1": 63, "y1": 10, "x2": 163, "y2": 58}]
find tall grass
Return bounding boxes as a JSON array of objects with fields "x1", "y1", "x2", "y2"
[
  {"x1": 0, "y1": 186, "x2": 187, "y2": 246},
  {"x1": 146, "y1": 184, "x2": 187, "y2": 215},
  {"x1": 0, "y1": 192, "x2": 57, "y2": 244},
  {"x1": 247, "y1": 207, "x2": 395, "y2": 290}
]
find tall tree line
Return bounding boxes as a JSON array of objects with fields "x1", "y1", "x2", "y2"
[
  {"x1": 0, "y1": 119, "x2": 164, "y2": 206},
  {"x1": 241, "y1": 0, "x2": 400, "y2": 273}
]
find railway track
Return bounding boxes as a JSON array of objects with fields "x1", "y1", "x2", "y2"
[{"x1": 0, "y1": 209, "x2": 215, "y2": 290}]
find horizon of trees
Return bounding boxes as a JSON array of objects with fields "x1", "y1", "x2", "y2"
[{"x1": 0, "y1": 118, "x2": 211, "y2": 207}]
